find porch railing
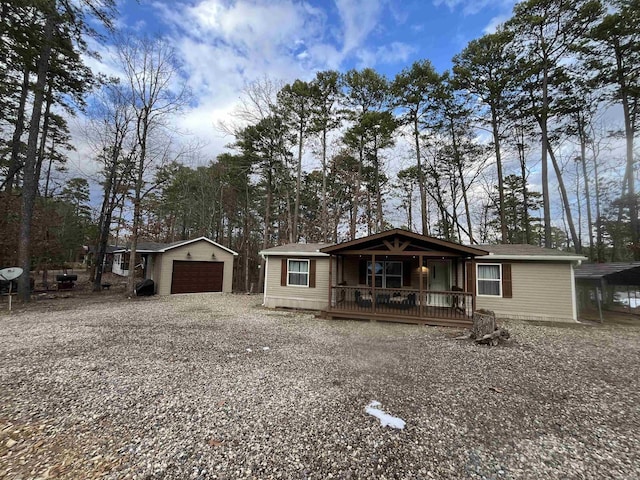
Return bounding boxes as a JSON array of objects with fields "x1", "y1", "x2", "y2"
[{"x1": 330, "y1": 285, "x2": 473, "y2": 321}]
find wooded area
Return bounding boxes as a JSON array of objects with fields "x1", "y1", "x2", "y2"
[{"x1": 1, "y1": 0, "x2": 638, "y2": 299}]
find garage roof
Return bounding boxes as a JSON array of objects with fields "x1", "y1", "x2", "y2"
[{"x1": 114, "y1": 237, "x2": 238, "y2": 256}]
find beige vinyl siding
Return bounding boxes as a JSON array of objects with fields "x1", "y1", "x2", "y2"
[
  {"x1": 152, "y1": 254, "x2": 162, "y2": 293},
  {"x1": 156, "y1": 241, "x2": 235, "y2": 295},
  {"x1": 476, "y1": 261, "x2": 576, "y2": 322},
  {"x1": 264, "y1": 256, "x2": 331, "y2": 310}
]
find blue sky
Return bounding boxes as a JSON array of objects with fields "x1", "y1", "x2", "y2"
[
  {"x1": 77, "y1": 0, "x2": 519, "y2": 179},
  {"x1": 116, "y1": 0, "x2": 517, "y2": 75}
]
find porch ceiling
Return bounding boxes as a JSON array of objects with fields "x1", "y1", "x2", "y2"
[{"x1": 319, "y1": 229, "x2": 488, "y2": 257}]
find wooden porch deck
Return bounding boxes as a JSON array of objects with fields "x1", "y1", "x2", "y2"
[{"x1": 322, "y1": 286, "x2": 474, "y2": 328}]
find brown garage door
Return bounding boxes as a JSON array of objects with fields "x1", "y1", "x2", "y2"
[{"x1": 171, "y1": 261, "x2": 224, "y2": 294}]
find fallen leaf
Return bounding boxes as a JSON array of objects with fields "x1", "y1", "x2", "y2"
[
  {"x1": 208, "y1": 438, "x2": 224, "y2": 447},
  {"x1": 489, "y1": 386, "x2": 503, "y2": 393}
]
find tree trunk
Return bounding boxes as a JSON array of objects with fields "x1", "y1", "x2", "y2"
[
  {"x1": 490, "y1": 106, "x2": 507, "y2": 243},
  {"x1": 519, "y1": 144, "x2": 531, "y2": 245},
  {"x1": 414, "y1": 117, "x2": 428, "y2": 236},
  {"x1": 471, "y1": 309, "x2": 495, "y2": 339},
  {"x1": 321, "y1": 128, "x2": 328, "y2": 242},
  {"x1": 34, "y1": 87, "x2": 53, "y2": 193},
  {"x1": 374, "y1": 143, "x2": 383, "y2": 233},
  {"x1": 93, "y1": 146, "x2": 121, "y2": 292},
  {"x1": 257, "y1": 167, "x2": 272, "y2": 294},
  {"x1": 18, "y1": 13, "x2": 55, "y2": 301},
  {"x1": 614, "y1": 39, "x2": 638, "y2": 259},
  {"x1": 351, "y1": 141, "x2": 364, "y2": 241},
  {"x1": 293, "y1": 123, "x2": 303, "y2": 242},
  {"x1": 541, "y1": 66, "x2": 552, "y2": 248},
  {"x1": 590, "y1": 139, "x2": 604, "y2": 262},
  {"x1": 547, "y1": 146, "x2": 580, "y2": 253},
  {"x1": 127, "y1": 116, "x2": 149, "y2": 296},
  {"x1": 578, "y1": 121, "x2": 594, "y2": 260},
  {"x1": 2, "y1": 67, "x2": 30, "y2": 192}
]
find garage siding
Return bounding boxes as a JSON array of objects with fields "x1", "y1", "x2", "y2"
[{"x1": 157, "y1": 241, "x2": 235, "y2": 295}]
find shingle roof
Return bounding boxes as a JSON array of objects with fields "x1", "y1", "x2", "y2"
[
  {"x1": 475, "y1": 244, "x2": 584, "y2": 258},
  {"x1": 135, "y1": 241, "x2": 170, "y2": 252},
  {"x1": 259, "y1": 243, "x2": 333, "y2": 256},
  {"x1": 320, "y1": 229, "x2": 489, "y2": 256},
  {"x1": 113, "y1": 237, "x2": 238, "y2": 256}
]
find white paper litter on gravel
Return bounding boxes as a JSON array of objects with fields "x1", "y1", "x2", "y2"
[
  {"x1": 365, "y1": 401, "x2": 406, "y2": 429},
  {"x1": 262, "y1": 347, "x2": 270, "y2": 351}
]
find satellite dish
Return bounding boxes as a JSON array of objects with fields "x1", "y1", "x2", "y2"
[{"x1": 0, "y1": 267, "x2": 23, "y2": 281}]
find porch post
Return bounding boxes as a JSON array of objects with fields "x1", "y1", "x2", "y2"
[
  {"x1": 472, "y1": 258, "x2": 476, "y2": 312},
  {"x1": 418, "y1": 254, "x2": 424, "y2": 318},
  {"x1": 371, "y1": 254, "x2": 376, "y2": 314},
  {"x1": 328, "y1": 254, "x2": 333, "y2": 309}
]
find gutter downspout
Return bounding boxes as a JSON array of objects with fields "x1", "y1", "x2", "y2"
[
  {"x1": 261, "y1": 254, "x2": 268, "y2": 307},
  {"x1": 571, "y1": 260, "x2": 580, "y2": 322}
]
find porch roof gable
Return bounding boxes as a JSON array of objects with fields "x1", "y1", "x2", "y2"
[{"x1": 319, "y1": 229, "x2": 488, "y2": 257}]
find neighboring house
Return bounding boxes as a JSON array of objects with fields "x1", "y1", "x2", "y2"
[
  {"x1": 259, "y1": 229, "x2": 585, "y2": 327},
  {"x1": 86, "y1": 245, "x2": 121, "y2": 272},
  {"x1": 112, "y1": 237, "x2": 238, "y2": 295}
]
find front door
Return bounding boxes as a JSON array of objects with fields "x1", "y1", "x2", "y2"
[{"x1": 427, "y1": 260, "x2": 451, "y2": 306}]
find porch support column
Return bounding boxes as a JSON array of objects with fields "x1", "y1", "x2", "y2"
[
  {"x1": 371, "y1": 254, "x2": 376, "y2": 314},
  {"x1": 328, "y1": 254, "x2": 333, "y2": 309},
  {"x1": 419, "y1": 254, "x2": 424, "y2": 319},
  {"x1": 472, "y1": 258, "x2": 476, "y2": 312}
]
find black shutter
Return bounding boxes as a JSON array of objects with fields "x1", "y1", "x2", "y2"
[
  {"x1": 502, "y1": 263, "x2": 512, "y2": 298},
  {"x1": 465, "y1": 261, "x2": 474, "y2": 293},
  {"x1": 309, "y1": 259, "x2": 316, "y2": 288},
  {"x1": 281, "y1": 258, "x2": 287, "y2": 286}
]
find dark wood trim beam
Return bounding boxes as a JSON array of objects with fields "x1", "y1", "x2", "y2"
[{"x1": 340, "y1": 250, "x2": 465, "y2": 257}]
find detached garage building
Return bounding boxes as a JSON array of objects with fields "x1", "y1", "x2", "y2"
[{"x1": 112, "y1": 237, "x2": 237, "y2": 295}]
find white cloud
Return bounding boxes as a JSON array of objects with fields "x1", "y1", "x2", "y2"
[
  {"x1": 355, "y1": 41, "x2": 416, "y2": 69},
  {"x1": 483, "y1": 13, "x2": 510, "y2": 34},
  {"x1": 432, "y1": 0, "x2": 517, "y2": 17},
  {"x1": 64, "y1": 0, "x2": 412, "y2": 185},
  {"x1": 335, "y1": 0, "x2": 385, "y2": 55}
]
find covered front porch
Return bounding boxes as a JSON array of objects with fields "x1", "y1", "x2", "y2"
[{"x1": 319, "y1": 229, "x2": 488, "y2": 327}]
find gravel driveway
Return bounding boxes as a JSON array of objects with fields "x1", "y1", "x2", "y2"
[{"x1": 1, "y1": 293, "x2": 639, "y2": 479}]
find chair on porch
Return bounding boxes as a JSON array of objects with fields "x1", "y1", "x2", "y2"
[
  {"x1": 355, "y1": 290, "x2": 372, "y2": 307},
  {"x1": 451, "y1": 286, "x2": 466, "y2": 314}
]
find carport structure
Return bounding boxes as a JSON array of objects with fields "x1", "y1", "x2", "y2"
[{"x1": 575, "y1": 262, "x2": 640, "y2": 317}]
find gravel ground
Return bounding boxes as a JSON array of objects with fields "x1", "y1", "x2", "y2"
[{"x1": 1, "y1": 293, "x2": 639, "y2": 479}]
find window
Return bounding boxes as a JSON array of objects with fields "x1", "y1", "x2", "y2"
[
  {"x1": 120, "y1": 253, "x2": 129, "y2": 271},
  {"x1": 367, "y1": 261, "x2": 403, "y2": 289},
  {"x1": 477, "y1": 264, "x2": 501, "y2": 296},
  {"x1": 287, "y1": 259, "x2": 309, "y2": 286}
]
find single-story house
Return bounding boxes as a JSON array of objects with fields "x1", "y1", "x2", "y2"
[
  {"x1": 112, "y1": 237, "x2": 238, "y2": 295},
  {"x1": 85, "y1": 244, "x2": 121, "y2": 271},
  {"x1": 259, "y1": 229, "x2": 585, "y2": 327}
]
